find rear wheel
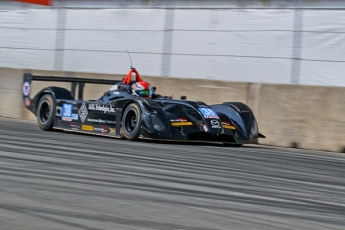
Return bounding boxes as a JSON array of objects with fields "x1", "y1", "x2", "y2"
[
  {"x1": 121, "y1": 103, "x2": 142, "y2": 141},
  {"x1": 37, "y1": 94, "x2": 56, "y2": 131}
]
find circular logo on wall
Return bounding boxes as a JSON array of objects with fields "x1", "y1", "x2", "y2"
[{"x1": 23, "y1": 82, "x2": 30, "y2": 96}]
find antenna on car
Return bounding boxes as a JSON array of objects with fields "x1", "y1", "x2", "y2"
[{"x1": 126, "y1": 49, "x2": 134, "y2": 69}]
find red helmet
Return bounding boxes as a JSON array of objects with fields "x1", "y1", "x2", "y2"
[{"x1": 131, "y1": 81, "x2": 152, "y2": 98}]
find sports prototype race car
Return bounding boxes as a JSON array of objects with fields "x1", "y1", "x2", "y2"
[{"x1": 22, "y1": 68, "x2": 265, "y2": 145}]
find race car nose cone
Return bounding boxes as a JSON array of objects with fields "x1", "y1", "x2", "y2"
[{"x1": 204, "y1": 119, "x2": 223, "y2": 133}]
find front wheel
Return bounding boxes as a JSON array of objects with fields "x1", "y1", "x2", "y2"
[
  {"x1": 37, "y1": 94, "x2": 56, "y2": 131},
  {"x1": 121, "y1": 103, "x2": 142, "y2": 141}
]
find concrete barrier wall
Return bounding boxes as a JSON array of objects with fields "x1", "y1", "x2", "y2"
[
  {"x1": 257, "y1": 85, "x2": 345, "y2": 152},
  {"x1": 1, "y1": 67, "x2": 344, "y2": 152}
]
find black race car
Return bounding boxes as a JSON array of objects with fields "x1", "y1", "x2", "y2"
[{"x1": 22, "y1": 68, "x2": 265, "y2": 145}]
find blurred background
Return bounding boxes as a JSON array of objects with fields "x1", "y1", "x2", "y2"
[
  {"x1": 0, "y1": 0, "x2": 344, "y2": 152},
  {"x1": 1, "y1": 0, "x2": 345, "y2": 86}
]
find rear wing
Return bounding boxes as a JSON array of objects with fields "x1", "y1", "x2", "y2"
[{"x1": 23, "y1": 73, "x2": 122, "y2": 101}]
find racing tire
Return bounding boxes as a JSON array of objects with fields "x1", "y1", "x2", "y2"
[
  {"x1": 121, "y1": 103, "x2": 142, "y2": 141},
  {"x1": 37, "y1": 94, "x2": 56, "y2": 131}
]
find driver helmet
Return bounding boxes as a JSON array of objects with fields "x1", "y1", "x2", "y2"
[{"x1": 131, "y1": 81, "x2": 152, "y2": 98}]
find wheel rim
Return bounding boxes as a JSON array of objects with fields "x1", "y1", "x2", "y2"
[
  {"x1": 39, "y1": 100, "x2": 51, "y2": 124},
  {"x1": 124, "y1": 109, "x2": 138, "y2": 133}
]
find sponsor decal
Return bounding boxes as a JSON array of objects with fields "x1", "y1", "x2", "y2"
[
  {"x1": 87, "y1": 118, "x2": 106, "y2": 123},
  {"x1": 140, "y1": 98, "x2": 151, "y2": 106},
  {"x1": 72, "y1": 114, "x2": 78, "y2": 120},
  {"x1": 171, "y1": 122, "x2": 193, "y2": 126},
  {"x1": 82, "y1": 125, "x2": 93, "y2": 131},
  {"x1": 23, "y1": 82, "x2": 30, "y2": 96},
  {"x1": 109, "y1": 128, "x2": 116, "y2": 134},
  {"x1": 62, "y1": 104, "x2": 73, "y2": 121},
  {"x1": 170, "y1": 118, "x2": 188, "y2": 122},
  {"x1": 88, "y1": 104, "x2": 115, "y2": 113},
  {"x1": 170, "y1": 118, "x2": 192, "y2": 126},
  {"x1": 69, "y1": 122, "x2": 80, "y2": 130},
  {"x1": 24, "y1": 97, "x2": 31, "y2": 107},
  {"x1": 222, "y1": 122, "x2": 236, "y2": 130},
  {"x1": 198, "y1": 108, "x2": 219, "y2": 119},
  {"x1": 78, "y1": 103, "x2": 88, "y2": 123},
  {"x1": 94, "y1": 126, "x2": 109, "y2": 133},
  {"x1": 86, "y1": 118, "x2": 116, "y2": 124},
  {"x1": 210, "y1": 120, "x2": 221, "y2": 129}
]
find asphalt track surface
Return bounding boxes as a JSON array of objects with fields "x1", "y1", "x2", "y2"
[{"x1": 0, "y1": 118, "x2": 345, "y2": 230}]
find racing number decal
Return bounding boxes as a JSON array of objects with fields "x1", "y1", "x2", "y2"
[
  {"x1": 200, "y1": 108, "x2": 215, "y2": 116},
  {"x1": 63, "y1": 104, "x2": 72, "y2": 117},
  {"x1": 62, "y1": 104, "x2": 73, "y2": 121},
  {"x1": 198, "y1": 108, "x2": 219, "y2": 119}
]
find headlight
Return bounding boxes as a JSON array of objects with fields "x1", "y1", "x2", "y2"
[{"x1": 251, "y1": 119, "x2": 258, "y2": 136}]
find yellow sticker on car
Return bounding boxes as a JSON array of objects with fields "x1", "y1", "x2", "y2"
[
  {"x1": 82, "y1": 125, "x2": 94, "y2": 131},
  {"x1": 109, "y1": 128, "x2": 115, "y2": 134},
  {"x1": 223, "y1": 125, "x2": 236, "y2": 130},
  {"x1": 171, "y1": 122, "x2": 193, "y2": 126}
]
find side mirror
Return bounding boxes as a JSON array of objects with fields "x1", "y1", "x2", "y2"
[
  {"x1": 152, "y1": 86, "x2": 157, "y2": 92},
  {"x1": 180, "y1": 95, "x2": 187, "y2": 100}
]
